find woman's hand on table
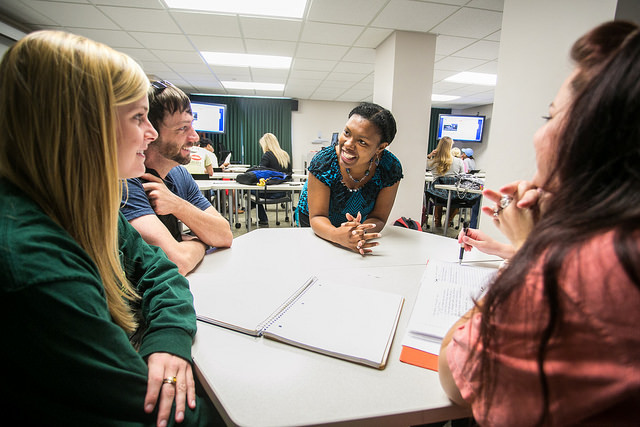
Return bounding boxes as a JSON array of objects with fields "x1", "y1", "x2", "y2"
[
  {"x1": 144, "y1": 352, "x2": 196, "y2": 427},
  {"x1": 341, "y1": 212, "x2": 379, "y2": 255}
]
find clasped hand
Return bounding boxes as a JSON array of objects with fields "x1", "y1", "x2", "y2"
[
  {"x1": 141, "y1": 173, "x2": 183, "y2": 216},
  {"x1": 340, "y1": 212, "x2": 380, "y2": 255}
]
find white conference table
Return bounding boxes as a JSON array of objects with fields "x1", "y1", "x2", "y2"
[
  {"x1": 190, "y1": 227, "x2": 495, "y2": 426},
  {"x1": 196, "y1": 180, "x2": 304, "y2": 231}
]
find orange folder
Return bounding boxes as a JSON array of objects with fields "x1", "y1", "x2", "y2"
[{"x1": 399, "y1": 345, "x2": 439, "y2": 371}]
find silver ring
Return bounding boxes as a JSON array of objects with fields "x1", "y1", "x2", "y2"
[
  {"x1": 499, "y1": 195, "x2": 512, "y2": 209},
  {"x1": 493, "y1": 208, "x2": 500, "y2": 218}
]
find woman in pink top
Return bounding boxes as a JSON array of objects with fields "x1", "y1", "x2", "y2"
[{"x1": 439, "y1": 21, "x2": 640, "y2": 426}]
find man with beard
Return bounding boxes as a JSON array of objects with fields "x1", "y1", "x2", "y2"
[{"x1": 121, "y1": 81, "x2": 232, "y2": 275}]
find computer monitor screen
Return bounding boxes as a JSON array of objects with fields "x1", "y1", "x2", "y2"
[
  {"x1": 191, "y1": 102, "x2": 226, "y2": 134},
  {"x1": 437, "y1": 114, "x2": 485, "y2": 142}
]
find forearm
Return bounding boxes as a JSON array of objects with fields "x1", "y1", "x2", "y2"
[
  {"x1": 164, "y1": 239, "x2": 207, "y2": 276},
  {"x1": 173, "y1": 203, "x2": 232, "y2": 248}
]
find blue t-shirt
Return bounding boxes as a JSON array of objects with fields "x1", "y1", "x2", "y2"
[
  {"x1": 120, "y1": 166, "x2": 211, "y2": 241},
  {"x1": 297, "y1": 145, "x2": 403, "y2": 227}
]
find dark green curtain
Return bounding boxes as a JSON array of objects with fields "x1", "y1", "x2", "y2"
[
  {"x1": 189, "y1": 94, "x2": 293, "y2": 166},
  {"x1": 428, "y1": 107, "x2": 451, "y2": 153}
]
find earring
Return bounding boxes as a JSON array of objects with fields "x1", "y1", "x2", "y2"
[{"x1": 375, "y1": 155, "x2": 380, "y2": 166}]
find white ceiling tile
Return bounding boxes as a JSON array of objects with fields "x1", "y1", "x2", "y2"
[
  {"x1": 189, "y1": 35, "x2": 245, "y2": 52},
  {"x1": 436, "y1": 35, "x2": 476, "y2": 56},
  {"x1": 325, "y1": 72, "x2": 367, "y2": 83},
  {"x1": 373, "y1": 0, "x2": 459, "y2": 32},
  {"x1": 131, "y1": 32, "x2": 193, "y2": 50},
  {"x1": 354, "y1": 27, "x2": 393, "y2": 48},
  {"x1": 117, "y1": 47, "x2": 158, "y2": 61},
  {"x1": 172, "y1": 11, "x2": 241, "y2": 37},
  {"x1": 417, "y1": 0, "x2": 467, "y2": 5},
  {"x1": 307, "y1": 0, "x2": 387, "y2": 25},
  {"x1": 466, "y1": 0, "x2": 504, "y2": 12},
  {"x1": 470, "y1": 60, "x2": 499, "y2": 74},
  {"x1": 454, "y1": 39, "x2": 500, "y2": 60},
  {"x1": 141, "y1": 61, "x2": 173, "y2": 73},
  {"x1": 343, "y1": 47, "x2": 375, "y2": 63},
  {"x1": 208, "y1": 65, "x2": 252, "y2": 77},
  {"x1": 337, "y1": 88, "x2": 373, "y2": 101},
  {"x1": 431, "y1": 8, "x2": 502, "y2": 38},
  {"x1": 70, "y1": 28, "x2": 143, "y2": 48},
  {"x1": 94, "y1": 0, "x2": 164, "y2": 8},
  {"x1": 435, "y1": 56, "x2": 486, "y2": 71},
  {"x1": 300, "y1": 21, "x2": 363, "y2": 46},
  {"x1": 484, "y1": 29, "x2": 501, "y2": 41},
  {"x1": 169, "y1": 62, "x2": 213, "y2": 73},
  {"x1": 433, "y1": 69, "x2": 458, "y2": 82},
  {"x1": 284, "y1": 87, "x2": 315, "y2": 99},
  {"x1": 245, "y1": 39, "x2": 296, "y2": 56},
  {"x1": 289, "y1": 69, "x2": 330, "y2": 80},
  {"x1": 318, "y1": 80, "x2": 355, "y2": 89},
  {"x1": 150, "y1": 48, "x2": 204, "y2": 63},
  {"x1": 295, "y1": 43, "x2": 349, "y2": 60},
  {"x1": 333, "y1": 61, "x2": 374, "y2": 74},
  {"x1": 286, "y1": 78, "x2": 324, "y2": 87},
  {"x1": 215, "y1": 70, "x2": 251, "y2": 80},
  {"x1": 292, "y1": 58, "x2": 337, "y2": 72},
  {"x1": 0, "y1": 0, "x2": 58, "y2": 26},
  {"x1": 98, "y1": 6, "x2": 180, "y2": 32},
  {"x1": 239, "y1": 16, "x2": 302, "y2": 41},
  {"x1": 250, "y1": 68, "x2": 288, "y2": 81},
  {"x1": 25, "y1": 0, "x2": 118, "y2": 29}
]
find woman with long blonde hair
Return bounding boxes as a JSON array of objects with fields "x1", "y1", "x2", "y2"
[
  {"x1": 258, "y1": 132, "x2": 292, "y2": 173},
  {"x1": 0, "y1": 31, "x2": 219, "y2": 425}
]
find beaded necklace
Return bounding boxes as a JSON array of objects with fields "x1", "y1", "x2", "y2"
[{"x1": 342, "y1": 155, "x2": 379, "y2": 192}]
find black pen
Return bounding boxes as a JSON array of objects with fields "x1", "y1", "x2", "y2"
[{"x1": 458, "y1": 221, "x2": 470, "y2": 264}]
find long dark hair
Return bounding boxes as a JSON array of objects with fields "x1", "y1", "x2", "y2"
[{"x1": 470, "y1": 21, "x2": 640, "y2": 424}]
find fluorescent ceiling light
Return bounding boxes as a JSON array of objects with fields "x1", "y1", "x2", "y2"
[
  {"x1": 432, "y1": 94, "x2": 460, "y2": 102},
  {"x1": 444, "y1": 72, "x2": 497, "y2": 86},
  {"x1": 164, "y1": 0, "x2": 307, "y2": 19},
  {"x1": 202, "y1": 52, "x2": 292, "y2": 69},
  {"x1": 222, "y1": 81, "x2": 285, "y2": 91}
]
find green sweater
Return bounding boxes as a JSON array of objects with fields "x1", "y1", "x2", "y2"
[{"x1": 0, "y1": 179, "x2": 219, "y2": 426}]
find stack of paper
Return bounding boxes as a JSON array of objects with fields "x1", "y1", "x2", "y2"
[{"x1": 400, "y1": 260, "x2": 497, "y2": 371}]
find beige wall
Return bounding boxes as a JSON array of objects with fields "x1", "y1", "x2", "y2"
[{"x1": 291, "y1": 99, "x2": 357, "y2": 172}]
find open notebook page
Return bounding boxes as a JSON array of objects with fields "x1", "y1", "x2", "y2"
[{"x1": 261, "y1": 278, "x2": 404, "y2": 369}]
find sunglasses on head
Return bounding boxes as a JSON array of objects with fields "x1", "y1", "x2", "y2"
[{"x1": 151, "y1": 80, "x2": 174, "y2": 93}]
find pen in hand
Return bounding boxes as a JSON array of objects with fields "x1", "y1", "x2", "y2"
[{"x1": 459, "y1": 221, "x2": 470, "y2": 264}]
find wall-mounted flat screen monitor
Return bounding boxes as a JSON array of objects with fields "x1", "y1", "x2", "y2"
[
  {"x1": 437, "y1": 114, "x2": 485, "y2": 142},
  {"x1": 191, "y1": 102, "x2": 226, "y2": 134}
]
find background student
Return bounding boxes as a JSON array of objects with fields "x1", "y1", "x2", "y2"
[
  {"x1": 121, "y1": 81, "x2": 233, "y2": 275},
  {"x1": 439, "y1": 21, "x2": 640, "y2": 426},
  {"x1": 426, "y1": 136, "x2": 466, "y2": 228},
  {"x1": 253, "y1": 132, "x2": 292, "y2": 226},
  {"x1": 296, "y1": 102, "x2": 402, "y2": 255},
  {"x1": 0, "y1": 30, "x2": 222, "y2": 425}
]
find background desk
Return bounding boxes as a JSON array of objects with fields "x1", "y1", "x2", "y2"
[
  {"x1": 196, "y1": 180, "x2": 304, "y2": 230},
  {"x1": 190, "y1": 227, "x2": 491, "y2": 426}
]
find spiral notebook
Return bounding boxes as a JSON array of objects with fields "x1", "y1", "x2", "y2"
[{"x1": 189, "y1": 274, "x2": 404, "y2": 369}]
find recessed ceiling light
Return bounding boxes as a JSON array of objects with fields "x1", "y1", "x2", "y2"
[
  {"x1": 202, "y1": 52, "x2": 292, "y2": 69},
  {"x1": 164, "y1": 0, "x2": 307, "y2": 19},
  {"x1": 432, "y1": 94, "x2": 460, "y2": 102},
  {"x1": 222, "y1": 81, "x2": 285, "y2": 91},
  {"x1": 444, "y1": 72, "x2": 497, "y2": 86}
]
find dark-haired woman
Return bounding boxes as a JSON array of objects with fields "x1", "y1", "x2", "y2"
[
  {"x1": 439, "y1": 21, "x2": 640, "y2": 426},
  {"x1": 296, "y1": 102, "x2": 403, "y2": 254}
]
